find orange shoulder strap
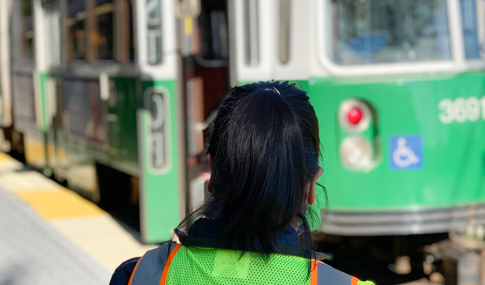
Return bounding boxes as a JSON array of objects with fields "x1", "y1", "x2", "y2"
[
  {"x1": 310, "y1": 260, "x2": 324, "y2": 285},
  {"x1": 159, "y1": 244, "x2": 182, "y2": 285},
  {"x1": 127, "y1": 257, "x2": 143, "y2": 285}
]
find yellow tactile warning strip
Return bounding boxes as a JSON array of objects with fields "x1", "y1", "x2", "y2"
[
  {"x1": 0, "y1": 154, "x2": 104, "y2": 219},
  {"x1": 0, "y1": 153, "x2": 156, "y2": 271},
  {"x1": 15, "y1": 189, "x2": 105, "y2": 220},
  {"x1": 0, "y1": 152, "x2": 11, "y2": 161},
  {"x1": 0, "y1": 153, "x2": 105, "y2": 220},
  {"x1": 0, "y1": 168, "x2": 61, "y2": 190}
]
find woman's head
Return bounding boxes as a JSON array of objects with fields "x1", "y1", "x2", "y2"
[{"x1": 184, "y1": 81, "x2": 322, "y2": 254}]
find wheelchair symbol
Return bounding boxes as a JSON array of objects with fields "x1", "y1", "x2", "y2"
[{"x1": 392, "y1": 138, "x2": 420, "y2": 168}]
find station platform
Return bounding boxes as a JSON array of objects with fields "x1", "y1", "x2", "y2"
[
  {"x1": 0, "y1": 152, "x2": 444, "y2": 285},
  {"x1": 0, "y1": 153, "x2": 155, "y2": 284}
]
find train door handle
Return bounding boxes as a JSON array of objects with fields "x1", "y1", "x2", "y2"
[{"x1": 100, "y1": 72, "x2": 110, "y2": 101}]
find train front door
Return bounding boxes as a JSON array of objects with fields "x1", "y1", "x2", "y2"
[
  {"x1": 38, "y1": 0, "x2": 62, "y2": 178},
  {"x1": 177, "y1": 0, "x2": 231, "y2": 213}
]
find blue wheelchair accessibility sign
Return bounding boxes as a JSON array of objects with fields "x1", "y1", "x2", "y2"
[{"x1": 390, "y1": 136, "x2": 423, "y2": 170}]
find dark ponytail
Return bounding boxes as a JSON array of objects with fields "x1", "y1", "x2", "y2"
[{"x1": 178, "y1": 81, "x2": 321, "y2": 257}]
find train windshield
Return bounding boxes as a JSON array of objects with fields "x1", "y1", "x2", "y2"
[
  {"x1": 327, "y1": 0, "x2": 451, "y2": 65},
  {"x1": 461, "y1": 0, "x2": 482, "y2": 59}
]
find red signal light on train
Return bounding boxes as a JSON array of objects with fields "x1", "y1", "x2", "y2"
[
  {"x1": 338, "y1": 99, "x2": 371, "y2": 133},
  {"x1": 347, "y1": 107, "x2": 363, "y2": 125}
]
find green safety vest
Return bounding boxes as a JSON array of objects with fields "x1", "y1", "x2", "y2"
[{"x1": 128, "y1": 233, "x2": 375, "y2": 285}]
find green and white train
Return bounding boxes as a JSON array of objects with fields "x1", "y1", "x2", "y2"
[{"x1": 2, "y1": 0, "x2": 485, "y2": 256}]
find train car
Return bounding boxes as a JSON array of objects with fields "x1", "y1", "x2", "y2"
[
  {"x1": 6, "y1": 0, "x2": 236, "y2": 243},
  {"x1": 310, "y1": 0, "x2": 485, "y2": 235},
  {"x1": 306, "y1": 0, "x2": 485, "y2": 281},
  {"x1": 7, "y1": 0, "x2": 314, "y2": 244},
  {"x1": 7, "y1": 0, "x2": 485, "y2": 257},
  {"x1": 233, "y1": 0, "x2": 485, "y2": 237},
  {"x1": 237, "y1": 0, "x2": 485, "y2": 232},
  {"x1": 6, "y1": 0, "x2": 485, "y2": 282},
  {"x1": 222, "y1": 0, "x2": 485, "y2": 281}
]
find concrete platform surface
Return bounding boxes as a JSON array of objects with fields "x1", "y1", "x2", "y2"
[
  {"x1": 0, "y1": 153, "x2": 156, "y2": 284},
  {"x1": 0, "y1": 188, "x2": 110, "y2": 284}
]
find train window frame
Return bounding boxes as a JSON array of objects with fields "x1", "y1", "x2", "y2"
[
  {"x1": 136, "y1": 0, "x2": 179, "y2": 80},
  {"x1": 114, "y1": 0, "x2": 135, "y2": 63},
  {"x1": 243, "y1": 0, "x2": 259, "y2": 66},
  {"x1": 316, "y1": 0, "x2": 466, "y2": 77},
  {"x1": 278, "y1": 0, "x2": 291, "y2": 65}
]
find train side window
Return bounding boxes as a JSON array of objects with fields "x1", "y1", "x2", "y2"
[
  {"x1": 327, "y1": 0, "x2": 452, "y2": 65},
  {"x1": 66, "y1": 0, "x2": 87, "y2": 61},
  {"x1": 460, "y1": 0, "x2": 481, "y2": 59},
  {"x1": 244, "y1": 0, "x2": 259, "y2": 66},
  {"x1": 67, "y1": 0, "x2": 133, "y2": 63},
  {"x1": 199, "y1": 0, "x2": 228, "y2": 60},
  {"x1": 19, "y1": 0, "x2": 35, "y2": 64},
  {"x1": 278, "y1": 0, "x2": 291, "y2": 64},
  {"x1": 87, "y1": 0, "x2": 114, "y2": 61}
]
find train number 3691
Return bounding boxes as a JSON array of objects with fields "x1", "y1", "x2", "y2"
[{"x1": 438, "y1": 97, "x2": 485, "y2": 124}]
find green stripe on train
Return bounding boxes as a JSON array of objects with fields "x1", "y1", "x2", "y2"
[{"x1": 140, "y1": 80, "x2": 182, "y2": 242}]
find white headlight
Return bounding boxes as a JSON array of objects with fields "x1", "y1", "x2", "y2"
[{"x1": 339, "y1": 136, "x2": 374, "y2": 170}]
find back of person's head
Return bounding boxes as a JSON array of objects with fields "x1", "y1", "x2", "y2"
[{"x1": 180, "y1": 81, "x2": 322, "y2": 256}]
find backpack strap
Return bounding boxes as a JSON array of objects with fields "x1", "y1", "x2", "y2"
[{"x1": 128, "y1": 243, "x2": 181, "y2": 285}]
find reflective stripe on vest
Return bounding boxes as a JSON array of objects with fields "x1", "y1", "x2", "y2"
[
  {"x1": 311, "y1": 260, "x2": 371, "y2": 285},
  {"x1": 129, "y1": 243, "x2": 370, "y2": 285},
  {"x1": 128, "y1": 243, "x2": 180, "y2": 285}
]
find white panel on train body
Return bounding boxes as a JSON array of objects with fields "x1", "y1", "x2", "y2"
[
  {"x1": 234, "y1": 0, "x2": 275, "y2": 82},
  {"x1": 136, "y1": 0, "x2": 177, "y2": 80},
  {"x1": 0, "y1": 0, "x2": 13, "y2": 127},
  {"x1": 273, "y1": 0, "x2": 309, "y2": 81},
  {"x1": 33, "y1": 0, "x2": 47, "y2": 72},
  {"x1": 308, "y1": 0, "x2": 328, "y2": 78}
]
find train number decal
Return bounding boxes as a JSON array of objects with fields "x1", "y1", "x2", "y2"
[
  {"x1": 438, "y1": 97, "x2": 485, "y2": 124},
  {"x1": 146, "y1": 0, "x2": 163, "y2": 65},
  {"x1": 145, "y1": 87, "x2": 170, "y2": 172}
]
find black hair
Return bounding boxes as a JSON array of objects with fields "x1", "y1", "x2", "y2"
[{"x1": 178, "y1": 81, "x2": 322, "y2": 259}]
